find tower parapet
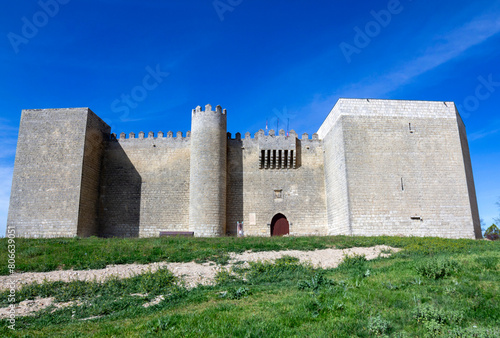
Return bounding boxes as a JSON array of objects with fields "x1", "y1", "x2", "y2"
[{"x1": 189, "y1": 104, "x2": 227, "y2": 236}]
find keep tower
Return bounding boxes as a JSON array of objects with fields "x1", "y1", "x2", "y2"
[{"x1": 188, "y1": 104, "x2": 227, "y2": 236}]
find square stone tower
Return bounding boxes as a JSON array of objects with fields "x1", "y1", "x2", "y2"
[
  {"x1": 318, "y1": 99, "x2": 481, "y2": 239},
  {"x1": 7, "y1": 108, "x2": 110, "y2": 237}
]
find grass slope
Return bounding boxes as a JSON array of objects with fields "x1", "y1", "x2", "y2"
[
  {"x1": 0, "y1": 236, "x2": 493, "y2": 275},
  {"x1": 1, "y1": 236, "x2": 499, "y2": 337}
]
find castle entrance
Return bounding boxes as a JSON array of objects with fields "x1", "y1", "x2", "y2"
[{"x1": 271, "y1": 213, "x2": 289, "y2": 236}]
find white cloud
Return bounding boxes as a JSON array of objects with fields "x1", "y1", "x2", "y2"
[
  {"x1": 0, "y1": 119, "x2": 18, "y2": 160},
  {"x1": 294, "y1": 10, "x2": 500, "y2": 132},
  {"x1": 0, "y1": 118, "x2": 18, "y2": 237},
  {"x1": 341, "y1": 12, "x2": 500, "y2": 98},
  {"x1": 469, "y1": 128, "x2": 500, "y2": 142},
  {"x1": 0, "y1": 166, "x2": 13, "y2": 237},
  {"x1": 0, "y1": 140, "x2": 17, "y2": 159}
]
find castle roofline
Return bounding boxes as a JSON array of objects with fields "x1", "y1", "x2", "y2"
[
  {"x1": 335, "y1": 97, "x2": 455, "y2": 104},
  {"x1": 317, "y1": 98, "x2": 459, "y2": 139},
  {"x1": 22, "y1": 107, "x2": 91, "y2": 112}
]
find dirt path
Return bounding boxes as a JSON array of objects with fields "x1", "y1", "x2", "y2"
[{"x1": 0, "y1": 245, "x2": 399, "y2": 319}]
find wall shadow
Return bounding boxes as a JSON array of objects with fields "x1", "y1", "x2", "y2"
[
  {"x1": 226, "y1": 135, "x2": 244, "y2": 236},
  {"x1": 97, "y1": 137, "x2": 142, "y2": 237},
  {"x1": 296, "y1": 139, "x2": 302, "y2": 168}
]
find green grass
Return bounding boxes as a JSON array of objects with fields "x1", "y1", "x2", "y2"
[
  {"x1": 0, "y1": 235, "x2": 493, "y2": 275},
  {"x1": 1, "y1": 236, "x2": 499, "y2": 337}
]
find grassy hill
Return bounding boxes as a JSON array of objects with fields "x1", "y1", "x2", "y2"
[{"x1": 1, "y1": 236, "x2": 499, "y2": 337}]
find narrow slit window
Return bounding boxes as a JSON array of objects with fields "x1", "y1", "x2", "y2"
[{"x1": 259, "y1": 148, "x2": 297, "y2": 169}]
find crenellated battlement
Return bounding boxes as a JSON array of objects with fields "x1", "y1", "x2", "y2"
[
  {"x1": 226, "y1": 129, "x2": 321, "y2": 170},
  {"x1": 192, "y1": 104, "x2": 227, "y2": 115},
  {"x1": 227, "y1": 129, "x2": 321, "y2": 142},
  {"x1": 111, "y1": 130, "x2": 191, "y2": 141}
]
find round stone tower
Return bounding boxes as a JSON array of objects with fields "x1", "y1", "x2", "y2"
[{"x1": 189, "y1": 104, "x2": 227, "y2": 237}]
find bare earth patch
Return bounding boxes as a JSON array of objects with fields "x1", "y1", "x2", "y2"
[
  {"x1": 229, "y1": 245, "x2": 398, "y2": 269},
  {"x1": 0, "y1": 297, "x2": 83, "y2": 320},
  {"x1": 0, "y1": 245, "x2": 398, "y2": 318}
]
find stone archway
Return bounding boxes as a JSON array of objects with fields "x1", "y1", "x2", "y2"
[{"x1": 271, "y1": 213, "x2": 289, "y2": 236}]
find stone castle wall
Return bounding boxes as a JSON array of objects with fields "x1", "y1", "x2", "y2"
[
  {"x1": 99, "y1": 131, "x2": 191, "y2": 237},
  {"x1": 456, "y1": 112, "x2": 482, "y2": 238},
  {"x1": 318, "y1": 99, "x2": 481, "y2": 239},
  {"x1": 7, "y1": 99, "x2": 482, "y2": 239},
  {"x1": 7, "y1": 108, "x2": 109, "y2": 237},
  {"x1": 321, "y1": 120, "x2": 351, "y2": 235},
  {"x1": 78, "y1": 110, "x2": 111, "y2": 236},
  {"x1": 227, "y1": 131, "x2": 328, "y2": 236}
]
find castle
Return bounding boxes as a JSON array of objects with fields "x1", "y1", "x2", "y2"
[{"x1": 7, "y1": 98, "x2": 482, "y2": 239}]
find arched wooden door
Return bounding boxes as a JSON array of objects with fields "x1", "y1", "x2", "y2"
[{"x1": 271, "y1": 213, "x2": 289, "y2": 236}]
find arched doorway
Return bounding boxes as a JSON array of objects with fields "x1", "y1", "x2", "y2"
[{"x1": 271, "y1": 213, "x2": 289, "y2": 236}]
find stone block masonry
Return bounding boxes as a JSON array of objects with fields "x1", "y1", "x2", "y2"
[
  {"x1": 7, "y1": 99, "x2": 482, "y2": 239},
  {"x1": 99, "y1": 130, "x2": 191, "y2": 237},
  {"x1": 227, "y1": 131, "x2": 327, "y2": 237},
  {"x1": 7, "y1": 108, "x2": 110, "y2": 237},
  {"x1": 319, "y1": 99, "x2": 482, "y2": 238},
  {"x1": 189, "y1": 104, "x2": 227, "y2": 237}
]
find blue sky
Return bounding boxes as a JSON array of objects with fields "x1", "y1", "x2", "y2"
[{"x1": 1, "y1": 0, "x2": 499, "y2": 236}]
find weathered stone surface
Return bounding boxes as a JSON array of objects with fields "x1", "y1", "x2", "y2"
[
  {"x1": 189, "y1": 105, "x2": 227, "y2": 237},
  {"x1": 227, "y1": 134, "x2": 327, "y2": 237},
  {"x1": 319, "y1": 99, "x2": 481, "y2": 239},
  {"x1": 99, "y1": 131, "x2": 191, "y2": 237},
  {"x1": 7, "y1": 99, "x2": 482, "y2": 239},
  {"x1": 7, "y1": 108, "x2": 109, "y2": 238}
]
